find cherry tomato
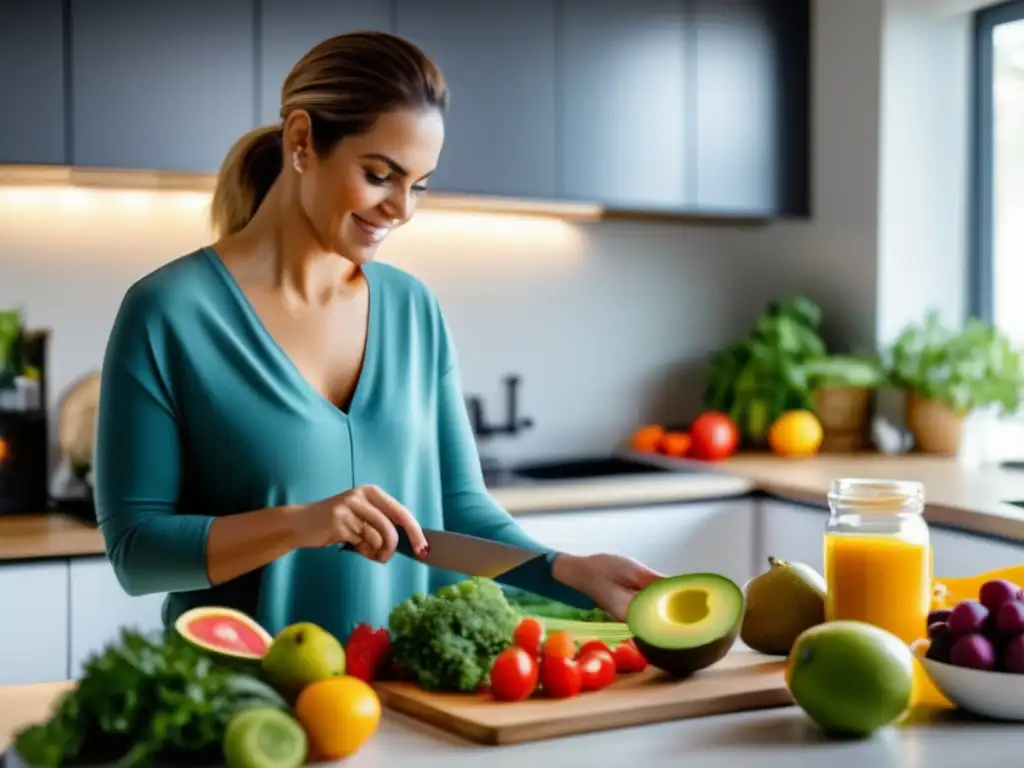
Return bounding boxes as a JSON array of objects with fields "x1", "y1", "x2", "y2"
[
  {"x1": 578, "y1": 649, "x2": 617, "y2": 691},
  {"x1": 612, "y1": 639, "x2": 648, "y2": 673},
  {"x1": 489, "y1": 647, "x2": 539, "y2": 702},
  {"x1": 513, "y1": 617, "x2": 545, "y2": 657},
  {"x1": 540, "y1": 654, "x2": 582, "y2": 699},
  {"x1": 543, "y1": 630, "x2": 577, "y2": 660},
  {"x1": 688, "y1": 411, "x2": 740, "y2": 461},
  {"x1": 578, "y1": 640, "x2": 612, "y2": 658}
]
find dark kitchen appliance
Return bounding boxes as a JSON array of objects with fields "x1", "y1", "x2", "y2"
[{"x1": 0, "y1": 329, "x2": 50, "y2": 515}]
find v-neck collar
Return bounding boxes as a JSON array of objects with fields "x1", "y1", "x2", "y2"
[{"x1": 200, "y1": 246, "x2": 378, "y2": 420}]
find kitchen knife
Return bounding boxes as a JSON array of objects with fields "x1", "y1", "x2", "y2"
[{"x1": 343, "y1": 528, "x2": 545, "y2": 578}]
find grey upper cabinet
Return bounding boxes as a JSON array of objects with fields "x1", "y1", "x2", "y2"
[
  {"x1": 258, "y1": 1, "x2": 394, "y2": 126},
  {"x1": 558, "y1": 0, "x2": 690, "y2": 210},
  {"x1": 395, "y1": 0, "x2": 557, "y2": 199},
  {"x1": 69, "y1": 0, "x2": 256, "y2": 173},
  {"x1": 692, "y1": 0, "x2": 810, "y2": 216},
  {"x1": 0, "y1": 1, "x2": 66, "y2": 165}
]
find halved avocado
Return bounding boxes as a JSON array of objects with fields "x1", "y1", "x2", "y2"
[{"x1": 626, "y1": 572, "x2": 745, "y2": 677}]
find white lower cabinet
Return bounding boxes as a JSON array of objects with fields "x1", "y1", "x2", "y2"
[
  {"x1": 930, "y1": 527, "x2": 1024, "y2": 579},
  {"x1": 69, "y1": 558, "x2": 166, "y2": 677},
  {"x1": 0, "y1": 560, "x2": 70, "y2": 685},
  {"x1": 757, "y1": 498, "x2": 827, "y2": 574},
  {"x1": 514, "y1": 498, "x2": 759, "y2": 588}
]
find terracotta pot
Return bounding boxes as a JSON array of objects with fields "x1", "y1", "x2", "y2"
[
  {"x1": 905, "y1": 389, "x2": 966, "y2": 455},
  {"x1": 812, "y1": 386, "x2": 871, "y2": 453},
  {"x1": 813, "y1": 386, "x2": 871, "y2": 431}
]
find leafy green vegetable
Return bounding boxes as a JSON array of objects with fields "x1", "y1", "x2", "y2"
[
  {"x1": 502, "y1": 586, "x2": 614, "y2": 622},
  {"x1": 703, "y1": 296, "x2": 884, "y2": 443},
  {"x1": 14, "y1": 629, "x2": 287, "y2": 767},
  {"x1": 885, "y1": 310, "x2": 1024, "y2": 416},
  {"x1": 388, "y1": 577, "x2": 519, "y2": 692},
  {"x1": 0, "y1": 309, "x2": 23, "y2": 390}
]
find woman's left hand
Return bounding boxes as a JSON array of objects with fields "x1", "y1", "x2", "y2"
[{"x1": 554, "y1": 553, "x2": 665, "y2": 622}]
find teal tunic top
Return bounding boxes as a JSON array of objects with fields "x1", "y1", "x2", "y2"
[{"x1": 94, "y1": 247, "x2": 590, "y2": 642}]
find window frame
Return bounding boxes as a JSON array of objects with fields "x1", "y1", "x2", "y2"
[{"x1": 970, "y1": 0, "x2": 1024, "y2": 323}]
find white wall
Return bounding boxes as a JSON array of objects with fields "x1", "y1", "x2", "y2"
[{"x1": 0, "y1": 0, "x2": 979, "y2": 477}]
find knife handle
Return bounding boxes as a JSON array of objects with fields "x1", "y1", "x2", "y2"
[{"x1": 338, "y1": 530, "x2": 417, "y2": 558}]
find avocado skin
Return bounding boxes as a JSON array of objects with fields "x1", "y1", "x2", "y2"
[{"x1": 633, "y1": 628, "x2": 741, "y2": 677}]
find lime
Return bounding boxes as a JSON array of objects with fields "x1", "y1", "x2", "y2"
[
  {"x1": 223, "y1": 707, "x2": 308, "y2": 768},
  {"x1": 786, "y1": 620, "x2": 913, "y2": 737}
]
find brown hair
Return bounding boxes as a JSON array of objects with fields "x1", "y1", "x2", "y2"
[{"x1": 210, "y1": 31, "x2": 448, "y2": 237}]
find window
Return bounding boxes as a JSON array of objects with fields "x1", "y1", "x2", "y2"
[{"x1": 972, "y1": 1, "x2": 1024, "y2": 344}]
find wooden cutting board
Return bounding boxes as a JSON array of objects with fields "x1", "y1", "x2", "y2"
[{"x1": 374, "y1": 648, "x2": 793, "y2": 745}]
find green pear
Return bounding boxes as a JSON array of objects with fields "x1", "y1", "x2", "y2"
[{"x1": 741, "y1": 556, "x2": 827, "y2": 656}]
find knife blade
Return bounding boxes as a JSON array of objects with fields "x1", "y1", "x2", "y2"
[{"x1": 343, "y1": 528, "x2": 545, "y2": 578}]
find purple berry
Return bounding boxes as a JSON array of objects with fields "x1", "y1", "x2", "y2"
[
  {"x1": 979, "y1": 579, "x2": 1022, "y2": 613},
  {"x1": 996, "y1": 600, "x2": 1024, "y2": 634},
  {"x1": 927, "y1": 609, "x2": 951, "y2": 628},
  {"x1": 1002, "y1": 635, "x2": 1024, "y2": 674},
  {"x1": 926, "y1": 624, "x2": 953, "y2": 663},
  {"x1": 949, "y1": 633, "x2": 996, "y2": 671},
  {"x1": 947, "y1": 600, "x2": 989, "y2": 635}
]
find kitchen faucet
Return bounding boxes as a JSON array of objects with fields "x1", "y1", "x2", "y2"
[{"x1": 465, "y1": 374, "x2": 534, "y2": 439}]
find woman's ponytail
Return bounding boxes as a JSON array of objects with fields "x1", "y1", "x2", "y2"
[{"x1": 209, "y1": 125, "x2": 283, "y2": 237}]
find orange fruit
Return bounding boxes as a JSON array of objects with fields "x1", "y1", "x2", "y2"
[
  {"x1": 767, "y1": 410, "x2": 824, "y2": 458},
  {"x1": 657, "y1": 431, "x2": 691, "y2": 457},
  {"x1": 295, "y1": 675, "x2": 381, "y2": 760},
  {"x1": 630, "y1": 424, "x2": 665, "y2": 452}
]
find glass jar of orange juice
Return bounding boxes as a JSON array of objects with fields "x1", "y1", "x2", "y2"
[{"x1": 824, "y1": 478, "x2": 930, "y2": 645}]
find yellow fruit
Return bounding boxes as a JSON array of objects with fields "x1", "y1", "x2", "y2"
[
  {"x1": 295, "y1": 675, "x2": 381, "y2": 760},
  {"x1": 768, "y1": 410, "x2": 823, "y2": 457}
]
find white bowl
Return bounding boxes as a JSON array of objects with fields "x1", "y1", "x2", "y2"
[{"x1": 914, "y1": 644, "x2": 1024, "y2": 721}]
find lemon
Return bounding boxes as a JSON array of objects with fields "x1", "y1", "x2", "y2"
[{"x1": 768, "y1": 410, "x2": 823, "y2": 457}]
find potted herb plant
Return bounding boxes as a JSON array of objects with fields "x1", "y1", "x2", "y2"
[
  {"x1": 804, "y1": 354, "x2": 887, "y2": 451},
  {"x1": 885, "y1": 311, "x2": 1024, "y2": 455}
]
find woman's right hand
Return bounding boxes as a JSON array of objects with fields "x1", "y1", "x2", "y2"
[{"x1": 296, "y1": 484, "x2": 429, "y2": 563}]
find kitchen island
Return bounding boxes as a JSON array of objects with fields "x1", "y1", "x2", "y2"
[{"x1": 0, "y1": 679, "x2": 1020, "y2": 768}]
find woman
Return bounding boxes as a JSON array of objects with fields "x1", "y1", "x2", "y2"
[{"x1": 94, "y1": 31, "x2": 662, "y2": 642}]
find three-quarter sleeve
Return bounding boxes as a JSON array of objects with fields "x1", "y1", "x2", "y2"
[
  {"x1": 433, "y1": 308, "x2": 594, "y2": 609},
  {"x1": 93, "y1": 284, "x2": 214, "y2": 596}
]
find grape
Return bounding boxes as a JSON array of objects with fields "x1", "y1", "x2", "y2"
[
  {"x1": 995, "y1": 600, "x2": 1024, "y2": 635},
  {"x1": 1002, "y1": 635, "x2": 1024, "y2": 674},
  {"x1": 949, "y1": 633, "x2": 996, "y2": 671},
  {"x1": 947, "y1": 600, "x2": 989, "y2": 635},
  {"x1": 979, "y1": 579, "x2": 1022, "y2": 613},
  {"x1": 926, "y1": 623, "x2": 953, "y2": 663},
  {"x1": 927, "y1": 609, "x2": 952, "y2": 628}
]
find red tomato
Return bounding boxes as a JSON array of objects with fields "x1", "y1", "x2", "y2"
[
  {"x1": 612, "y1": 640, "x2": 648, "y2": 673},
  {"x1": 578, "y1": 649, "x2": 616, "y2": 691},
  {"x1": 688, "y1": 411, "x2": 739, "y2": 461},
  {"x1": 513, "y1": 617, "x2": 545, "y2": 657},
  {"x1": 489, "y1": 647, "x2": 539, "y2": 702},
  {"x1": 540, "y1": 654, "x2": 582, "y2": 698},
  {"x1": 542, "y1": 630, "x2": 577, "y2": 660},
  {"x1": 577, "y1": 640, "x2": 612, "y2": 658}
]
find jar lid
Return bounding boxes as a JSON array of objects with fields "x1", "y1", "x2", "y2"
[{"x1": 828, "y1": 477, "x2": 925, "y2": 510}]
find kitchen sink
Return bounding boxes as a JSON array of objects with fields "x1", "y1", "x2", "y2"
[
  {"x1": 511, "y1": 455, "x2": 673, "y2": 480},
  {"x1": 505, "y1": 455, "x2": 679, "y2": 482}
]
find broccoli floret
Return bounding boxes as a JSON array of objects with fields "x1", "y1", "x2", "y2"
[{"x1": 388, "y1": 577, "x2": 519, "y2": 692}]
